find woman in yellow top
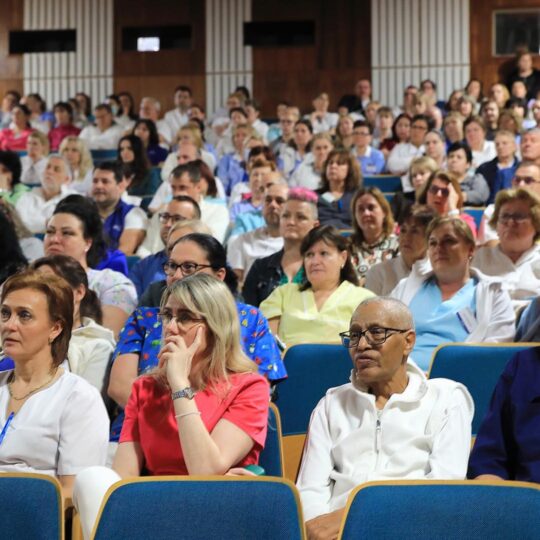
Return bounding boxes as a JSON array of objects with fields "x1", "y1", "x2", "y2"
[{"x1": 260, "y1": 225, "x2": 374, "y2": 347}]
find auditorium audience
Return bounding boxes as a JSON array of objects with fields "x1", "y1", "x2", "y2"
[
  {"x1": 0, "y1": 210, "x2": 27, "y2": 284},
  {"x1": 307, "y1": 92, "x2": 338, "y2": 134},
  {"x1": 365, "y1": 204, "x2": 437, "y2": 295},
  {"x1": 44, "y1": 196, "x2": 137, "y2": 336},
  {"x1": 473, "y1": 188, "x2": 540, "y2": 311},
  {"x1": 334, "y1": 115, "x2": 354, "y2": 150},
  {"x1": 117, "y1": 134, "x2": 152, "y2": 197},
  {"x1": 243, "y1": 188, "x2": 319, "y2": 307},
  {"x1": 391, "y1": 217, "x2": 515, "y2": 371},
  {"x1": 32, "y1": 255, "x2": 115, "y2": 393},
  {"x1": 316, "y1": 148, "x2": 362, "y2": 229},
  {"x1": 349, "y1": 187, "x2": 399, "y2": 280},
  {"x1": 0, "y1": 270, "x2": 109, "y2": 499},
  {"x1": 298, "y1": 297, "x2": 473, "y2": 536},
  {"x1": 260, "y1": 225, "x2": 374, "y2": 347}
]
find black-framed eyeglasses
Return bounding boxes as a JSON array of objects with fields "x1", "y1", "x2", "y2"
[
  {"x1": 498, "y1": 212, "x2": 531, "y2": 225},
  {"x1": 512, "y1": 175, "x2": 540, "y2": 186},
  {"x1": 158, "y1": 213, "x2": 188, "y2": 224},
  {"x1": 339, "y1": 327, "x2": 410, "y2": 348},
  {"x1": 158, "y1": 309, "x2": 205, "y2": 328},
  {"x1": 162, "y1": 260, "x2": 213, "y2": 277}
]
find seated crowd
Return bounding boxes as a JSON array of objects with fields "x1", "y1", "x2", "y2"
[{"x1": 0, "y1": 53, "x2": 540, "y2": 539}]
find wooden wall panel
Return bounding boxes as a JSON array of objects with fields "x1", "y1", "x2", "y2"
[
  {"x1": 470, "y1": 0, "x2": 540, "y2": 89},
  {"x1": 252, "y1": 0, "x2": 371, "y2": 117},
  {"x1": 0, "y1": 0, "x2": 24, "y2": 98},
  {"x1": 113, "y1": 0, "x2": 205, "y2": 112}
]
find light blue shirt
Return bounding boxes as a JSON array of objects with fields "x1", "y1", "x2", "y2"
[{"x1": 409, "y1": 277, "x2": 477, "y2": 371}]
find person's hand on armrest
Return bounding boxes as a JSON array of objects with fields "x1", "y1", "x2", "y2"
[{"x1": 306, "y1": 508, "x2": 345, "y2": 540}]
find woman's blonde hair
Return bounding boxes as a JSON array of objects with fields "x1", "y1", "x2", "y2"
[
  {"x1": 168, "y1": 219, "x2": 212, "y2": 243},
  {"x1": 59, "y1": 136, "x2": 93, "y2": 177},
  {"x1": 28, "y1": 130, "x2": 50, "y2": 155},
  {"x1": 409, "y1": 156, "x2": 439, "y2": 177},
  {"x1": 154, "y1": 274, "x2": 257, "y2": 390},
  {"x1": 177, "y1": 125, "x2": 204, "y2": 149},
  {"x1": 490, "y1": 187, "x2": 540, "y2": 240}
]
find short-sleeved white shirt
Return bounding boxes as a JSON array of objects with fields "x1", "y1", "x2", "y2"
[
  {"x1": 0, "y1": 370, "x2": 109, "y2": 477},
  {"x1": 124, "y1": 206, "x2": 148, "y2": 230}
]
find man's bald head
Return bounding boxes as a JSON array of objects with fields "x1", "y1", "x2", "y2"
[{"x1": 352, "y1": 297, "x2": 415, "y2": 330}]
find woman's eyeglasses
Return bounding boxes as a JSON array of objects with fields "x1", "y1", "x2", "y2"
[
  {"x1": 158, "y1": 309, "x2": 205, "y2": 328},
  {"x1": 498, "y1": 212, "x2": 531, "y2": 225},
  {"x1": 162, "y1": 260, "x2": 213, "y2": 277}
]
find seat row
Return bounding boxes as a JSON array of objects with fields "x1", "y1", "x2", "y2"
[{"x1": 6, "y1": 473, "x2": 539, "y2": 539}]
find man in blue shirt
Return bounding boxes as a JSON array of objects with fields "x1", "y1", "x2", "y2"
[
  {"x1": 468, "y1": 347, "x2": 540, "y2": 482},
  {"x1": 128, "y1": 195, "x2": 200, "y2": 296},
  {"x1": 351, "y1": 120, "x2": 386, "y2": 175}
]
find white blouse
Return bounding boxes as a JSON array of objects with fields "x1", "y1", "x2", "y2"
[{"x1": 0, "y1": 370, "x2": 109, "y2": 477}]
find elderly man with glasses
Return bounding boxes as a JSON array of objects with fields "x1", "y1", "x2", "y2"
[{"x1": 297, "y1": 296, "x2": 473, "y2": 540}]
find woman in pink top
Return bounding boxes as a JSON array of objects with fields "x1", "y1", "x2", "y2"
[
  {"x1": 0, "y1": 104, "x2": 34, "y2": 151},
  {"x1": 73, "y1": 273, "x2": 269, "y2": 538}
]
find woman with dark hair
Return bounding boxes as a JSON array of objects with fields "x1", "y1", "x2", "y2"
[
  {"x1": 132, "y1": 118, "x2": 168, "y2": 166},
  {"x1": 260, "y1": 225, "x2": 374, "y2": 347},
  {"x1": 43, "y1": 195, "x2": 137, "y2": 336},
  {"x1": 0, "y1": 269, "x2": 108, "y2": 499},
  {"x1": 0, "y1": 150, "x2": 29, "y2": 205},
  {"x1": 117, "y1": 134, "x2": 151, "y2": 196},
  {"x1": 281, "y1": 119, "x2": 314, "y2": 178},
  {"x1": 0, "y1": 104, "x2": 34, "y2": 151},
  {"x1": 464, "y1": 115, "x2": 496, "y2": 168},
  {"x1": 446, "y1": 141, "x2": 490, "y2": 205},
  {"x1": 47, "y1": 101, "x2": 81, "y2": 152},
  {"x1": 107, "y1": 232, "x2": 284, "y2": 446},
  {"x1": 0, "y1": 209, "x2": 27, "y2": 284},
  {"x1": 31, "y1": 255, "x2": 115, "y2": 392},
  {"x1": 25, "y1": 92, "x2": 52, "y2": 133},
  {"x1": 349, "y1": 186, "x2": 399, "y2": 280},
  {"x1": 316, "y1": 148, "x2": 362, "y2": 229},
  {"x1": 379, "y1": 112, "x2": 411, "y2": 156},
  {"x1": 75, "y1": 92, "x2": 93, "y2": 125},
  {"x1": 117, "y1": 91, "x2": 138, "y2": 126}
]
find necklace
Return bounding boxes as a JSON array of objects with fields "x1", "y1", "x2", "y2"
[{"x1": 7, "y1": 369, "x2": 58, "y2": 401}]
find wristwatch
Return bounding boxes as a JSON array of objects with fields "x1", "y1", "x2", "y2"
[{"x1": 171, "y1": 387, "x2": 196, "y2": 400}]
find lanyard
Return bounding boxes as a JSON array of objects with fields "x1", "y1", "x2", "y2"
[{"x1": 0, "y1": 412, "x2": 14, "y2": 446}]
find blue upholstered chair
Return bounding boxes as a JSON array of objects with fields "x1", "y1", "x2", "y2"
[
  {"x1": 92, "y1": 476, "x2": 305, "y2": 540},
  {"x1": 427, "y1": 343, "x2": 534, "y2": 434},
  {"x1": 258, "y1": 403, "x2": 284, "y2": 477},
  {"x1": 339, "y1": 480, "x2": 540, "y2": 540},
  {"x1": 277, "y1": 343, "x2": 352, "y2": 480},
  {"x1": 0, "y1": 473, "x2": 63, "y2": 540}
]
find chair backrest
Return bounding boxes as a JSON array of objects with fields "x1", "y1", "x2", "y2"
[
  {"x1": 463, "y1": 206, "x2": 485, "y2": 229},
  {"x1": 0, "y1": 473, "x2": 63, "y2": 540},
  {"x1": 277, "y1": 344, "x2": 352, "y2": 436},
  {"x1": 339, "y1": 480, "x2": 540, "y2": 540},
  {"x1": 91, "y1": 149, "x2": 118, "y2": 165},
  {"x1": 363, "y1": 175, "x2": 402, "y2": 192},
  {"x1": 92, "y1": 476, "x2": 305, "y2": 540},
  {"x1": 427, "y1": 343, "x2": 534, "y2": 434},
  {"x1": 258, "y1": 403, "x2": 284, "y2": 477}
]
